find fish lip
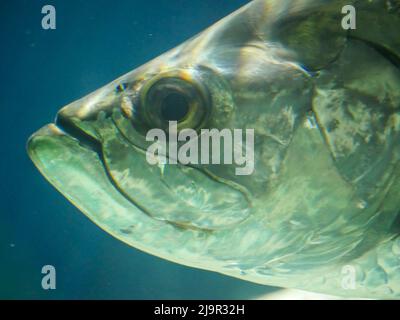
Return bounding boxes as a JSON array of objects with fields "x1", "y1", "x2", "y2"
[
  {"x1": 26, "y1": 123, "x2": 65, "y2": 160},
  {"x1": 27, "y1": 106, "x2": 102, "y2": 158},
  {"x1": 26, "y1": 108, "x2": 104, "y2": 185},
  {"x1": 54, "y1": 111, "x2": 102, "y2": 154},
  {"x1": 27, "y1": 114, "x2": 166, "y2": 223}
]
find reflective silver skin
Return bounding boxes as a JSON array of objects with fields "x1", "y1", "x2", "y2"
[{"x1": 28, "y1": 0, "x2": 400, "y2": 298}]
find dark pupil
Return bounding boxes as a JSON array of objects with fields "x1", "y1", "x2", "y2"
[{"x1": 160, "y1": 93, "x2": 189, "y2": 122}]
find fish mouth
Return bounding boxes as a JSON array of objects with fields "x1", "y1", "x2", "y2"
[
  {"x1": 27, "y1": 118, "x2": 191, "y2": 262},
  {"x1": 27, "y1": 113, "x2": 152, "y2": 228},
  {"x1": 54, "y1": 112, "x2": 103, "y2": 155},
  {"x1": 27, "y1": 117, "x2": 255, "y2": 278},
  {"x1": 26, "y1": 120, "x2": 217, "y2": 269},
  {"x1": 27, "y1": 104, "x2": 252, "y2": 233}
]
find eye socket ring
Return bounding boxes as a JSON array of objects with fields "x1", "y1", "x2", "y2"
[{"x1": 139, "y1": 71, "x2": 211, "y2": 131}]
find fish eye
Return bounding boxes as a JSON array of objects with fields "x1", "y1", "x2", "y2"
[
  {"x1": 160, "y1": 92, "x2": 189, "y2": 122},
  {"x1": 140, "y1": 72, "x2": 210, "y2": 131}
]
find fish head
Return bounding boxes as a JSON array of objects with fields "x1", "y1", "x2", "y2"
[
  {"x1": 27, "y1": 1, "x2": 315, "y2": 272},
  {"x1": 27, "y1": 0, "x2": 400, "y2": 296},
  {"x1": 28, "y1": 2, "x2": 316, "y2": 278}
]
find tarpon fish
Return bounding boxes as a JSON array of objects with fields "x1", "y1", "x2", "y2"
[{"x1": 27, "y1": 0, "x2": 400, "y2": 298}]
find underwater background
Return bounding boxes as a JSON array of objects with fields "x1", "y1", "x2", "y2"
[{"x1": 0, "y1": 0, "x2": 278, "y2": 299}]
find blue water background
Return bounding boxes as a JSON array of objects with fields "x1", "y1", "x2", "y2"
[{"x1": 0, "y1": 0, "x2": 277, "y2": 299}]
